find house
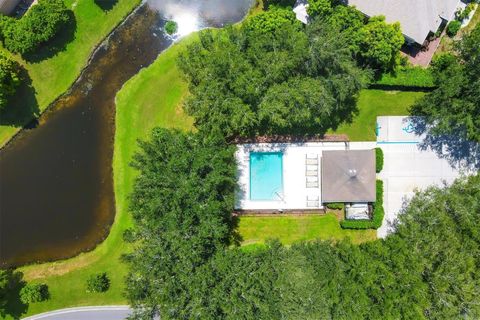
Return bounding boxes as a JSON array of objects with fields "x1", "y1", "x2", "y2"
[
  {"x1": 345, "y1": 0, "x2": 461, "y2": 45},
  {"x1": 0, "y1": 0, "x2": 22, "y2": 15},
  {"x1": 235, "y1": 141, "x2": 377, "y2": 216}
]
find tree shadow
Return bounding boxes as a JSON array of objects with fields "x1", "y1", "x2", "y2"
[
  {"x1": 0, "y1": 66, "x2": 39, "y2": 129},
  {"x1": 409, "y1": 117, "x2": 480, "y2": 171},
  {"x1": 230, "y1": 215, "x2": 244, "y2": 246},
  {"x1": 22, "y1": 10, "x2": 77, "y2": 63},
  {"x1": 94, "y1": 0, "x2": 118, "y2": 11},
  {"x1": 2, "y1": 270, "x2": 28, "y2": 320}
]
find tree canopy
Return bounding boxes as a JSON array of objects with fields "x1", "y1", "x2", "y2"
[
  {"x1": 0, "y1": 0, "x2": 72, "y2": 55},
  {"x1": 178, "y1": 18, "x2": 368, "y2": 138},
  {"x1": 125, "y1": 131, "x2": 480, "y2": 320},
  {"x1": 0, "y1": 52, "x2": 20, "y2": 110},
  {"x1": 355, "y1": 16, "x2": 404, "y2": 70},
  {"x1": 411, "y1": 24, "x2": 480, "y2": 142}
]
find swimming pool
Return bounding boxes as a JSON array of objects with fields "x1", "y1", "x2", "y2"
[{"x1": 249, "y1": 152, "x2": 283, "y2": 200}]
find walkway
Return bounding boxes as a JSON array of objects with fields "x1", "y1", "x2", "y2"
[{"x1": 22, "y1": 306, "x2": 132, "y2": 320}]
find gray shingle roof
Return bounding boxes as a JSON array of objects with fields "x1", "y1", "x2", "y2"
[
  {"x1": 321, "y1": 150, "x2": 376, "y2": 203},
  {"x1": 346, "y1": 0, "x2": 460, "y2": 44}
]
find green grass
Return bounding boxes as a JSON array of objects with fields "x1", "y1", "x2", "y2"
[
  {"x1": 238, "y1": 214, "x2": 377, "y2": 247},
  {"x1": 0, "y1": 0, "x2": 141, "y2": 146},
  {"x1": 6, "y1": 33, "x2": 194, "y2": 320},
  {"x1": 329, "y1": 89, "x2": 424, "y2": 141}
]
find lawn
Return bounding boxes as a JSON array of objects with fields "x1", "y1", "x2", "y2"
[
  {"x1": 0, "y1": 0, "x2": 141, "y2": 146},
  {"x1": 329, "y1": 89, "x2": 424, "y2": 141},
  {"x1": 238, "y1": 214, "x2": 377, "y2": 247}
]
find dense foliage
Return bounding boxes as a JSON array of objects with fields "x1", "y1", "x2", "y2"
[
  {"x1": 447, "y1": 20, "x2": 461, "y2": 37},
  {"x1": 356, "y1": 16, "x2": 404, "y2": 70},
  {"x1": 86, "y1": 272, "x2": 110, "y2": 293},
  {"x1": 0, "y1": 0, "x2": 71, "y2": 54},
  {"x1": 19, "y1": 283, "x2": 49, "y2": 303},
  {"x1": 178, "y1": 17, "x2": 368, "y2": 138},
  {"x1": 125, "y1": 129, "x2": 237, "y2": 319},
  {"x1": 125, "y1": 133, "x2": 480, "y2": 319},
  {"x1": 307, "y1": 0, "x2": 404, "y2": 70},
  {"x1": 0, "y1": 52, "x2": 20, "y2": 110},
  {"x1": 410, "y1": 24, "x2": 480, "y2": 142}
]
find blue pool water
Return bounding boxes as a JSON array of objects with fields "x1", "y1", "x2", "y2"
[{"x1": 250, "y1": 152, "x2": 283, "y2": 200}]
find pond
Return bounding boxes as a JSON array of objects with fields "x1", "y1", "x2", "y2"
[{"x1": 0, "y1": 0, "x2": 254, "y2": 267}]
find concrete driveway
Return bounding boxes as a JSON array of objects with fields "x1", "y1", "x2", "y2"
[
  {"x1": 22, "y1": 306, "x2": 132, "y2": 320},
  {"x1": 375, "y1": 116, "x2": 464, "y2": 238}
]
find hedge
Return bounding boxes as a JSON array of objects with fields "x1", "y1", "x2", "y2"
[
  {"x1": 326, "y1": 203, "x2": 345, "y2": 210},
  {"x1": 340, "y1": 180, "x2": 384, "y2": 229},
  {"x1": 375, "y1": 147, "x2": 384, "y2": 173},
  {"x1": 375, "y1": 67, "x2": 435, "y2": 88}
]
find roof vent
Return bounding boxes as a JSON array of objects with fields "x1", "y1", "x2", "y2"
[{"x1": 348, "y1": 169, "x2": 357, "y2": 178}]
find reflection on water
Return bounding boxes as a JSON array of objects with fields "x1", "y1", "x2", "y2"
[{"x1": 0, "y1": 0, "x2": 253, "y2": 267}]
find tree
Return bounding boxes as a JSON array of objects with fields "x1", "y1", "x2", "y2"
[
  {"x1": 0, "y1": 0, "x2": 72, "y2": 54},
  {"x1": 410, "y1": 24, "x2": 480, "y2": 142},
  {"x1": 125, "y1": 129, "x2": 238, "y2": 319},
  {"x1": 86, "y1": 273, "x2": 110, "y2": 293},
  {"x1": 244, "y1": 6, "x2": 300, "y2": 35},
  {"x1": 355, "y1": 16, "x2": 404, "y2": 70},
  {"x1": 19, "y1": 283, "x2": 49, "y2": 303},
  {"x1": 0, "y1": 52, "x2": 20, "y2": 110},
  {"x1": 178, "y1": 19, "x2": 367, "y2": 138},
  {"x1": 307, "y1": 0, "x2": 334, "y2": 17}
]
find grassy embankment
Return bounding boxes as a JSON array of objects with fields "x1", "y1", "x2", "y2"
[
  {"x1": 0, "y1": 0, "x2": 141, "y2": 146},
  {"x1": 10, "y1": 34, "x2": 195, "y2": 319}
]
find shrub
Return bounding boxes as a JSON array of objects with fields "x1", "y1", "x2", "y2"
[
  {"x1": 0, "y1": 52, "x2": 21, "y2": 110},
  {"x1": 0, "y1": 0, "x2": 72, "y2": 54},
  {"x1": 86, "y1": 272, "x2": 110, "y2": 293},
  {"x1": 375, "y1": 147, "x2": 384, "y2": 173},
  {"x1": 340, "y1": 180, "x2": 384, "y2": 229},
  {"x1": 375, "y1": 66, "x2": 435, "y2": 88},
  {"x1": 20, "y1": 283, "x2": 49, "y2": 303},
  {"x1": 164, "y1": 21, "x2": 177, "y2": 35},
  {"x1": 326, "y1": 203, "x2": 344, "y2": 210},
  {"x1": 447, "y1": 20, "x2": 461, "y2": 37},
  {"x1": 244, "y1": 6, "x2": 299, "y2": 34}
]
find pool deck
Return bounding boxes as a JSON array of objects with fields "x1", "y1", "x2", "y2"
[{"x1": 235, "y1": 141, "x2": 376, "y2": 211}]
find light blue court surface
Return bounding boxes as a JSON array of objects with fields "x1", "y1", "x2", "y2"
[{"x1": 249, "y1": 152, "x2": 283, "y2": 200}]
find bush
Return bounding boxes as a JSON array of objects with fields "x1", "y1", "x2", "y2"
[
  {"x1": 20, "y1": 283, "x2": 49, "y2": 303},
  {"x1": 375, "y1": 66, "x2": 435, "y2": 88},
  {"x1": 340, "y1": 180, "x2": 384, "y2": 229},
  {"x1": 244, "y1": 6, "x2": 299, "y2": 34},
  {"x1": 447, "y1": 20, "x2": 461, "y2": 37},
  {"x1": 86, "y1": 272, "x2": 110, "y2": 293},
  {"x1": 0, "y1": 0, "x2": 72, "y2": 54},
  {"x1": 375, "y1": 147, "x2": 384, "y2": 173},
  {"x1": 0, "y1": 52, "x2": 21, "y2": 110},
  {"x1": 164, "y1": 21, "x2": 177, "y2": 35},
  {"x1": 326, "y1": 203, "x2": 344, "y2": 210}
]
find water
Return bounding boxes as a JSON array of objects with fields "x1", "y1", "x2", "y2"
[
  {"x1": 250, "y1": 152, "x2": 284, "y2": 201},
  {"x1": 0, "y1": 0, "x2": 253, "y2": 267}
]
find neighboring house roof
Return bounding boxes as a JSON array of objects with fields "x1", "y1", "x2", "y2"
[
  {"x1": 0, "y1": 0, "x2": 21, "y2": 15},
  {"x1": 321, "y1": 149, "x2": 376, "y2": 203},
  {"x1": 293, "y1": 0, "x2": 309, "y2": 24},
  {"x1": 345, "y1": 0, "x2": 460, "y2": 44}
]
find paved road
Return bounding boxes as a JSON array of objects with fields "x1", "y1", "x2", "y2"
[{"x1": 22, "y1": 306, "x2": 132, "y2": 320}]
